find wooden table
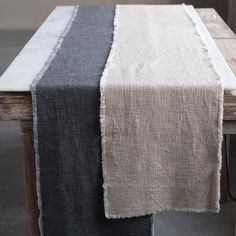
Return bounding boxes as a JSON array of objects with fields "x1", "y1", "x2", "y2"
[{"x1": 0, "y1": 8, "x2": 236, "y2": 236}]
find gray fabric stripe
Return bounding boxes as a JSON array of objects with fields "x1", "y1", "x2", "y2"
[
  {"x1": 32, "y1": 5, "x2": 153, "y2": 236},
  {"x1": 31, "y1": 6, "x2": 79, "y2": 235}
]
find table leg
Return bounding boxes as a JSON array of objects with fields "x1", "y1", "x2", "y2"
[
  {"x1": 20, "y1": 121, "x2": 40, "y2": 236},
  {"x1": 221, "y1": 136, "x2": 228, "y2": 202},
  {"x1": 235, "y1": 220, "x2": 236, "y2": 236},
  {"x1": 222, "y1": 135, "x2": 236, "y2": 236}
]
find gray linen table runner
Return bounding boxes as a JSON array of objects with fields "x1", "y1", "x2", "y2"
[{"x1": 31, "y1": 5, "x2": 153, "y2": 235}]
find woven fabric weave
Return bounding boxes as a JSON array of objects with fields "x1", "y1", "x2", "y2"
[
  {"x1": 100, "y1": 5, "x2": 224, "y2": 218},
  {"x1": 32, "y1": 5, "x2": 153, "y2": 235}
]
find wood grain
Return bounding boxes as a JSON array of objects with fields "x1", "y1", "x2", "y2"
[
  {"x1": 215, "y1": 37, "x2": 236, "y2": 120},
  {"x1": 224, "y1": 90, "x2": 236, "y2": 120},
  {"x1": 20, "y1": 121, "x2": 40, "y2": 236},
  {"x1": 215, "y1": 38, "x2": 236, "y2": 76},
  {"x1": 0, "y1": 92, "x2": 32, "y2": 120},
  {"x1": 0, "y1": 92, "x2": 31, "y2": 104},
  {"x1": 0, "y1": 103, "x2": 32, "y2": 120},
  {"x1": 197, "y1": 8, "x2": 236, "y2": 39}
]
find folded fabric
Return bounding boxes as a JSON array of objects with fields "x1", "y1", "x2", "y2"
[
  {"x1": 32, "y1": 5, "x2": 153, "y2": 235},
  {"x1": 100, "y1": 4, "x2": 225, "y2": 218}
]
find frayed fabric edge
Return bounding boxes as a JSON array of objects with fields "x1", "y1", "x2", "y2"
[
  {"x1": 100, "y1": 4, "x2": 120, "y2": 221},
  {"x1": 183, "y1": 3, "x2": 224, "y2": 214},
  {"x1": 30, "y1": 5, "x2": 79, "y2": 236},
  {"x1": 106, "y1": 206, "x2": 220, "y2": 219},
  {"x1": 101, "y1": 4, "x2": 225, "y2": 220}
]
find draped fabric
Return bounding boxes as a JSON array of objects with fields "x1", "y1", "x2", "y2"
[
  {"x1": 32, "y1": 5, "x2": 153, "y2": 236},
  {"x1": 100, "y1": 5, "x2": 224, "y2": 218}
]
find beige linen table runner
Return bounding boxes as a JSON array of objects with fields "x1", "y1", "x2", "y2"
[{"x1": 100, "y1": 4, "x2": 225, "y2": 218}]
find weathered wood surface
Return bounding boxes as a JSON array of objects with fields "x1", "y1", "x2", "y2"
[
  {"x1": 0, "y1": 92, "x2": 31, "y2": 104},
  {"x1": 197, "y1": 9, "x2": 236, "y2": 121},
  {"x1": 0, "y1": 92, "x2": 32, "y2": 120},
  {"x1": 224, "y1": 90, "x2": 236, "y2": 120},
  {"x1": 196, "y1": 9, "x2": 236, "y2": 39},
  {"x1": 215, "y1": 38, "x2": 236, "y2": 78},
  {"x1": 20, "y1": 121, "x2": 40, "y2": 236}
]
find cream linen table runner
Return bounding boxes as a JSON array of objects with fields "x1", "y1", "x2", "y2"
[{"x1": 100, "y1": 4, "x2": 226, "y2": 218}]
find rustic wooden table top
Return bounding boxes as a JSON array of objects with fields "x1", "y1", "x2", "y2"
[{"x1": 0, "y1": 8, "x2": 236, "y2": 121}]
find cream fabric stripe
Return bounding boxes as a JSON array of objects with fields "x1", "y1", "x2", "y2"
[{"x1": 100, "y1": 5, "x2": 224, "y2": 218}]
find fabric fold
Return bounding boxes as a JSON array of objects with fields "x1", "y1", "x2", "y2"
[
  {"x1": 32, "y1": 5, "x2": 153, "y2": 235},
  {"x1": 100, "y1": 4, "x2": 224, "y2": 218}
]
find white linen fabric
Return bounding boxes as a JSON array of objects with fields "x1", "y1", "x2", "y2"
[{"x1": 100, "y1": 4, "x2": 224, "y2": 218}]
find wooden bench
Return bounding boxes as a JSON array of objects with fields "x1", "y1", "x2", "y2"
[{"x1": 0, "y1": 8, "x2": 236, "y2": 236}]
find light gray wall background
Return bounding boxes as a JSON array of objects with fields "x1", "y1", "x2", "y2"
[{"x1": 0, "y1": 0, "x2": 233, "y2": 30}]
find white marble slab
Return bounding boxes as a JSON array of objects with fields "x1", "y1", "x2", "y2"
[
  {"x1": 0, "y1": 6, "x2": 76, "y2": 91},
  {"x1": 0, "y1": 5, "x2": 236, "y2": 92}
]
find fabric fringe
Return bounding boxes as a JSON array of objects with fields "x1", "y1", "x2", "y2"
[
  {"x1": 183, "y1": 4, "x2": 224, "y2": 213},
  {"x1": 30, "y1": 6, "x2": 79, "y2": 235},
  {"x1": 106, "y1": 207, "x2": 222, "y2": 219},
  {"x1": 100, "y1": 4, "x2": 119, "y2": 219},
  {"x1": 101, "y1": 4, "x2": 224, "y2": 219}
]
